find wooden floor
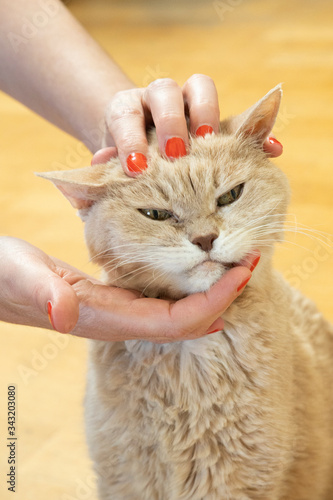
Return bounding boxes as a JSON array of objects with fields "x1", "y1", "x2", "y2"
[{"x1": 1, "y1": 0, "x2": 333, "y2": 498}]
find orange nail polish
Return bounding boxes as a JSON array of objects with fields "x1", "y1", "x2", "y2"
[
  {"x1": 126, "y1": 153, "x2": 148, "y2": 173},
  {"x1": 165, "y1": 138, "x2": 187, "y2": 158},
  {"x1": 206, "y1": 329, "x2": 220, "y2": 335},
  {"x1": 47, "y1": 301, "x2": 56, "y2": 330},
  {"x1": 268, "y1": 137, "x2": 283, "y2": 148},
  {"x1": 250, "y1": 254, "x2": 261, "y2": 273},
  {"x1": 237, "y1": 276, "x2": 251, "y2": 292},
  {"x1": 196, "y1": 125, "x2": 214, "y2": 137}
]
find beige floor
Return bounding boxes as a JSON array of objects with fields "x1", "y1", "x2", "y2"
[{"x1": 1, "y1": 0, "x2": 333, "y2": 498}]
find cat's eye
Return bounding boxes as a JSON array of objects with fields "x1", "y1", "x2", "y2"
[
  {"x1": 217, "y1": 183, "x2": 244, "y2": 207},
  {"x1": 138, "y1": 208, "x2": 172, "y2": 221}
]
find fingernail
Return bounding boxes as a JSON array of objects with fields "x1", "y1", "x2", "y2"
[
  {"x1": 206, "y1": 329, "x2": 220, "y2": 335},
  {"x1": 249, "y1": 254, "x2": 261, "y2": 273},
  {"x1": 47, "y1": 301, "x2": 56, "y2": 330},
  {"x1": 165, "y1": 138, "x2": 187, "y2": 158},
  {"x1": 237, "y1": 275, "x2": 251, "y2": 292},
  {"x1": 126, "y1": 153, "x2": 148, "y2": 173},
  {"x1": 268, "y1": 137, "x2": 283, "y2": 148},
  {"x1": 196, "y1": 125, "x2": 214, "y2": 137}
]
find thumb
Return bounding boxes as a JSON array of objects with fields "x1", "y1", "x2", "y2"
[
  {"x1": 4, "y1": 237, "x2": 80, "y2": 333},
  {"x1": 34, "y1": 274, "x2": 80, "y2": 333}
]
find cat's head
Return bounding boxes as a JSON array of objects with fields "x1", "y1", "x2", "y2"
[{"x1": 38, "y1": 85, "x2": 289, "y2": 299}]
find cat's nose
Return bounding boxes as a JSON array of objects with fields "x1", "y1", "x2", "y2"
[{"x1": 191, "y1": 233, "x2": 218, "y2": 252}]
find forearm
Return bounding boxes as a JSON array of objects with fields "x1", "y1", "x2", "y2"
[{"x1": 0, "y1": 0, "x2": 134, "y2": 151}]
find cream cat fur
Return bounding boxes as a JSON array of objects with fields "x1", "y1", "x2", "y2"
[{"x1": 39, "y1": 86, "x2": 333, "y2": 499}]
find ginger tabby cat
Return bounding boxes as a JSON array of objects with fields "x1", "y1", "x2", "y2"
[{"x1": 39, "y1": 86, "x2": 333, "y2": 499}]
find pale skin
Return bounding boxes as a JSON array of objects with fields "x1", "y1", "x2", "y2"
[{"x1": 0, "y1": 0, "x2": 281, "y2": 341}]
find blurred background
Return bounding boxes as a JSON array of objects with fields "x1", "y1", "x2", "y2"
[{"x1": 1, "y1": 0, "x2": 333, "y2": 498}]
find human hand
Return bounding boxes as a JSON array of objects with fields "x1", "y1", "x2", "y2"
[
  {"x1": 0, "y1": 237, "x2": 258, "y2": 342},
  {"x1": 92, "y1": 75, "x2": 283, "y2": 173}
]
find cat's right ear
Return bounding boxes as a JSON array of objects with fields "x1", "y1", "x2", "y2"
[
  {"x1": 36, "y1": 164, "x2": 111, "y2": 209},
  {"x1": 223, "y1": 84, "x2": 282, "y2": 146}
]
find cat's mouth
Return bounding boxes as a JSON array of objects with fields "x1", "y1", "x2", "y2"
[{"x1": 194, "y1": 258, "x2": 237, "y2": 271}]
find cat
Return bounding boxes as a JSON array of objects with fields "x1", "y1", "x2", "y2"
[{"x1": 39, "y1": 85, "x2": 333, "y2": 500}]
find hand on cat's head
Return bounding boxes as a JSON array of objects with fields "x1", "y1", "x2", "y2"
[{"x1": 93, "y1": 75, "x2": 283, "y2": 174}]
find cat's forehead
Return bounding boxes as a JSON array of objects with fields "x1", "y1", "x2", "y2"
[
  {"x1": 145, "y1": 134, "x2": 260, "y2": 189},
  {"x1": 106, "y1": 133, "x2": 267, "y2": 209}
]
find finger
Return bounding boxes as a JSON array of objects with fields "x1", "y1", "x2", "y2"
[
  {"x1": 203, "y1": 251, "x2": 260, "y2": 335},
  {"x1": 182, "y1": 74, "x2": 220, "y2": 137},
  {"x1": 239, "y1": 250, "x2": 261, "y2": 272},
  {"x1": 263, "y1": 135, "x2": 283, "y2": 157},
  {"x1": 91, "y1": 147, "x2": 117, "y2": 166},
  {"x1": 142, "y1": 78, "x2": 189, "y2": 159},
  {"x1": 205, "y1": 317, "x2": 225, "y2": 335},
  {"x1": 105, "y1": 89, "x2": 149, "y2": 176},
  {"x1": 166, "y1": 265, "x2": 252, "y2": 341}
]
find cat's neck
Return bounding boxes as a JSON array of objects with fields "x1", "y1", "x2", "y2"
[
  {"x1": 123, "y1": 256, "x2": 292, "y2": 362},
  {"x1": 121, "y1": 266, "x2": 293, "y2": 419}
]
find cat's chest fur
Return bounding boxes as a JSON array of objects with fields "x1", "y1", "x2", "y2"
[
  {"x1": 85, "y1": 270, "x2": 333, "y2": 499},
  {"x1": 85, "y1": 276, "x2": 298, "y2": 499}
]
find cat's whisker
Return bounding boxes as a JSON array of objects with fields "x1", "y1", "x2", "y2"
[
  {"x1": 283, "y1": 229, "x2": 333, "y2": 249},
  {"x1": 237, "y1": 204, "x2": 287, "y2": 229},
  {"x1": 283, "y1": 227, "x2": 333, "y2": 243},
  {"x1": 229, "y1": 217, "x2": 333, "y2": 253},
  {"x1": 116, "y1": 262, "x2": 166, "y2": 284},
  {"x1": 89, "y1": 242, "x2": 163, "y2": 262},
  {"x1": 114, "y1": 261, "x2": 170, "y2": 292},
  {"x1": 141, "y1": 269, "x2": 172, "y2": 297},
  {"x1": 102, "y1": 258, "x2": 161, "y2": 276},
  {"x1": 284, "y1": 219, "x2": 333, "y2": 235}
]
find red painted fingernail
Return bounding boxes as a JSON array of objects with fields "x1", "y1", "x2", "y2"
[
  {"x1": 47, "y1": 301, "x2": 56, "y2": 330},
  {"x1": 196, "y1": 125, "x2": 214, "y2": 137},
  {"x1": 268, "y1": 137, "x2": 283, "y2": 148},
  {"x1": 165, "y1": 138, "x2": 187, "y2": 158},
  {"x1": 250, "y1": 254, "x2": 261, "y2": 273},
  {"x1": 237, "y1": 275, "x2": 251, "y2": 292},
  {"x1": 126, "y1": 153, "x2": 148, "y2": 173},
  {"x1": 206, "y1": 329, "x2": 220, "y2": 335}
]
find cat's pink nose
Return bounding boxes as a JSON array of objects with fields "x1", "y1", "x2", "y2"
[{"x1": 191, "y1": 233, "x2": 218, "y2": 252}]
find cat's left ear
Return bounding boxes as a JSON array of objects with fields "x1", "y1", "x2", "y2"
[
  {"x1": 36, "y1": 164, "x2": 111, "y2": 209},
  {"x1": 229, "y1": 84, "x2": 282, "y2": 145}
]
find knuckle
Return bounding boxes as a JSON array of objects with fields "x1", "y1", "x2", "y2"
[
  {"x1": 117, "y1": 131, "x2": 144, "y2": 152},
  {"x1": 187, "y1": 73, "x2": 211, "y2": 83},
  {"x1": 107, "y1": 91, "x2": 142, "y2": 122},
  {"x1": 184, "y1": 73, "x2": 213, "y2": 89},
  {"x1": 147, "y1": 78, "x2": 180, "y2": 93},
  {"x1": 154, "y1": 110, "x2": 185, "y2": 127}
]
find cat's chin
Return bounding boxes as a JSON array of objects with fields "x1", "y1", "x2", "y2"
[
  {"x1": 115, "y1": 262, "x2": 227, "y2": 301},
  {"x1": 172, "y1": 260, "x2": 228, "y2": 296},
  {"x1": 105, "y1": 261, "x2": 231, "y2": 301}
]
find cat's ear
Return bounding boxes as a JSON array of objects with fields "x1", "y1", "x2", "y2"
[
  {"x1": 36, "y1": 164, "x2": 111, "y2": 209},
  {"x1": 226, "y1": 84, "x2": 282, "y2": 145}
]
